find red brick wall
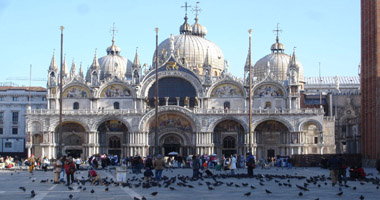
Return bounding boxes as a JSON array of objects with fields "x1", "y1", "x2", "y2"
[{"x1": 361, "y1": 0, "x2": 380, "y2": 160}]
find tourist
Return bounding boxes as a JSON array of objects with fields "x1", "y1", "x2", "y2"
[
  {"x1": 153, "y1": 154, "x2": 165, "y2": 181},
  {"x1": 42, "y1": 156, "x2": 49, "y2": 172},
  {"x1": 176, "y1": 155, "x2": 183, "y2": 168},
  {"x1": 376, "y1": 157, "x2": 380, "y2": 175},
  {"x1": 145, "y1": 155, "x2": 153, "y2": 169},
  {"x1": 144, "y1": 167, "x2": 154, "y2": 182},
  {"x1": 27, "y1": 154, "x2": 35, "y2": 173},
  {"x1": 338, "y1": 155, "x2": 347, "y2": 184},
  {"x1": 89, "y1": 167, "x2": 103, "y2": 185},
  {"x1": 192, "y1": 155, "x2": 201, "y2": 180},
  {"x1": 230, "y1": 154, "x2": 237, "y2": 176},
  {"x1": 246, "y1": 153, "x2": 255, "y2": 176},
  {"x1": 327, "y1": 156, "x2": 340, "y2": 186},
  {"x1": 53, "y1": 157, "x2": 62, "y2": 184},
  {"x1": 75, "y1": 157, "x2": 81, "y2": 171},
  {"x1": 64, "y1": 157, "x2": 76, "y2": 186},
  {"x1": 60, "y1": 156, "x2": 66, "y2": 183}
]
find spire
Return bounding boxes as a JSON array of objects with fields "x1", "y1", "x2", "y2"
[
  {"x1": 79, "y1": 62, "x2": 84, "y2": 79},
  {"x1": 70, "y1": 59, "x2": 76, "y2": 78},
  {"x1": 62, "y1": 55, "x2": 68, "y2": 76},
  {"x1": 290, "y1": 47, "x2": 299, "y2": 68},
  {"x1": 203, "y1": 47, "x2": 211, "y2": 68},
  {"x1": 133, "y1": 47, "x2": 141, "y2": 68},
  {"x1": 49, "y1": 50, "x2": 58, "y2": 71},
  {"x1": 91, "y1": 49, "x2": 100, "y2": 69}
]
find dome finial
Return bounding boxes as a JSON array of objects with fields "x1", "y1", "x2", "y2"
[
  {"x1": 111, "y1": 22, "x2": 117, "y2": 45},
  {"x1": 271, "y1": 23, "x2": 285, "y2": 53},
  {"x1": 192, "y1": 1, "x2": 202, "y2": 22},
  {"x1": 191, "y1": 2, "x2": 207, "y2": 37},
  {"x1": 180, "y1": 2, "x2": 192, "y2": 34}
]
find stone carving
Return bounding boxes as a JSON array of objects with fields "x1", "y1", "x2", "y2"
[
  {"x1": 211, "y1": 84, "x2": 243, "y2": 97},
  {"x1": 151, "y1": 114, "x2": 192, "y2": 131},
  {"x1": 184, "y1": 96, "x2": 190, "y2": 107}
]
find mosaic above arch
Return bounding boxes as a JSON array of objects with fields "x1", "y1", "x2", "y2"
[
  {"x1": 100, "y1": 84, "x2": 131, "y2": 98},
  {"x1": 150, "y1": 114, "x2": 192, "y2": 132},
  {"x1": 254, "y1": 84, "x2": 284, "y2": 97},
  {"x1": 211, "y1": 84, "x2": 243, "y2": 97},
  {"x1": 63, "y1": 86, "x2": 90, "y2": 98}
]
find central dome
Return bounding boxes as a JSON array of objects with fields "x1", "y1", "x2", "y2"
[{"x1": 154, "y1": 15, "x2": 225, "y2": 75}]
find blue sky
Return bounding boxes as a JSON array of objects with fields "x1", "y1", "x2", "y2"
[{"x1": 0, "y1": 0, "x2": 360, "y2": 87}]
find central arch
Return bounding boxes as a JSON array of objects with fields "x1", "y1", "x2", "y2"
[
  {"x1": 148, "y1": 112, "x2": 194, "y2": 156},
  {"x1": 55, "y1": 122, "x2": 86, "y2": 159}
]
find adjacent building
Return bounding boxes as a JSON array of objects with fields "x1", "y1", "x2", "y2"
[{"x1": 0, "y1": 84, "x2": 46, "y2": 156}]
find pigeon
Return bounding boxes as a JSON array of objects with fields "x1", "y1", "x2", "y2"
[
  {"x1": 169, "y1": 187, "x2": 175, "y2": 191},
  {"x1": 208, "y1": 186, "x2": 214, "y2": 190},
  {"x1": 68, "y1": 186, "x2": 74, "y2": 191},
  {"x1": 19, "y1": 187, "x2": 26, "y2": 192},
  {"x1": 133, "y1": 197, "x2": 140, "y2": 200},
  {"x1": 151, "y1": 192, "x2": 158, "y2": 196},
  {"x1": 353, "y1": 186, "x2": 357, "y2": 190},
  {"x1": 31, "y1": 190, "x2": 36, "y2": 198},
  {"x1": 235, "y1": 184, "x2": 240, "y2": 187},
  {"x1": 336, "y1": 191, "x2": 343, "y2": 196},
  {"x1": 82, "y1": 187, "x2": 86, "y2": 191},
  {"x1": 105, "y1": 187, "x2": 109, "y2": 191},
  {"x1": 265, "y1": 189, "x2": 272, "y2": 194},
  {"x1": 141, "y1": 197, "x2": 147, "y2": 200},
  {"x1": 244, "y1": 192, "x2": 251, "y2": 197},
  {"x1": 250, "y1": 185, "x2": 256, "y2": 189},
  {"x1": 90, "y1": 189, "x2": 95, "y2": 194},
  {"x1": 360, "y1": 195, "x2": 365, "y2": 200},
  {"x1": 298, "y1": 192, "x2": 303, "y2": 196},
  {"x1": 69, "y1": 194, "x2": 73, "y2": 199}
]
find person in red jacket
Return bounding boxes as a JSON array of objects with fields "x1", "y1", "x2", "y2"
[{"x1": 64, "y1": 157, "x2": 76, "y2": 186}]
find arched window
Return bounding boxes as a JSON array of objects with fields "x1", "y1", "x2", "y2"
[
  {"x1": 73, "y1": 102, "x2": 79, "y2": 110},
  {"x1": 109, "y1": 136, "x2": 121, "y2": 148},
  {"x1": 223, "y1": 136, "x2": 236, "y2": 148},
  {"x1": 224, "y1": 101, "x2": 230, "y2": 109},
  {"x1": 114, "y1": 102, "x2": 120, "y2": 109}
]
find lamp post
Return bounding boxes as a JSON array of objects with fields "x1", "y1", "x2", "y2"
[
  {"x1": 154, "y1": 27, "x2": 160, "y2": 156},
  {"x1": 58, "y1": 26, "x2": 64, "y2": 157},
  {"x1": 248, "y1": 29, "x2": 252, "y2": 154}
]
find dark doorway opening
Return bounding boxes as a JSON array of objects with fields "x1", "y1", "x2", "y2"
[
  {"x1": 65, "y1": 149, "x2": 82, "y2": 158},
  {"x1": 222, "y1": 149, "x2": 237, "y2": 158},
  {"x1": 163, "y1": 144, "x2": 180, "y2": 156},
  {"x1": 267, "y1": 149, "x2": 275, "y2": 159}
]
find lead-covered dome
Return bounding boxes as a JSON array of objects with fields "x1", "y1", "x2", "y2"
[
  {"x1": 155, "y1": 16, "x2": 224, "y2": 74},
  {"x1": 253, "y1": 37, "x2": 304, "y2": 82}
]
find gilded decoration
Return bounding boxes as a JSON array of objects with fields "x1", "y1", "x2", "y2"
[
  {"x1": 214, "y1": 120, "x2": 244, "y2": 132},
  {"x1": 63, "y1": 86, "x2": 89, "y2": 98},
  {"x1": 166, "y1": 61, "x2": 178, "y2": 70},
  {"x1": 210, "y1": 84, "x2": 243, "y2": 97},
  {"x1": 100, "y1": 84, "x2": 131, "y2": 98},
  {"x1": 151, "y1": 114, "x2": 192, "y2": 132},
  {"x1": 254, "y1": 84, "x2": 283, "y2": 97}
]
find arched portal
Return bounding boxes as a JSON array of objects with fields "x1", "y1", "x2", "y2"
[
  {"x1": 147, "y1": 77, "x2": 197, "y2": 107},
  {"x1": 31, "y1": 134, "x2": 43, "y2": 157},
  {"x1": 55, "y1": 122, "x2": 86, "y2": 158},
  {"x1": 149, "y1": 113, "x2": 193, "y2": 156},
  {"x1": 255, "y1": 120, "x2": 289, "y2": 159},
  {"x1": 213, "y1": 120, "x2": 244, "y2": 157},
  {"x1": 97, "y1": 120, "x2": 128, "y2": 158}
]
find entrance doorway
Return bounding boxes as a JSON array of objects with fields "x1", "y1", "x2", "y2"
[
  {"x1": 222, "y1": 150, "x2": 236, "y2": 157},
  {"x1": 267, "y1": 149, "x2": 275, "y2": 159},
  {"x1": 65, "y1": 149, "x2": 82, "y2": 158},
  {"x1": 163, "y1": 144, "x2": 180, "y2": 156}
]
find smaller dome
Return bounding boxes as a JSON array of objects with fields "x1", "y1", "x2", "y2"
[
  {"x1": 192, "y1": 17, "x2": 207, "y2": 37},
  {"x1": 271, "y1": 36, "x2": 285, "y2": 53},
  {"x1": 106, "y1": 39, "x2": 121, "y2": 55},
  {"x1": 180, "y1": 16, "x2": 192, "y2": 34}
]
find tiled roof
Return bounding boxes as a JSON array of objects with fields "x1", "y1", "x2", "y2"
[
  {"x1": 0, "y1": 86, "x2": 46, "y2": 92},
  {"x1": 304, "y1": 76, "x2": 360, "y2": 85}
]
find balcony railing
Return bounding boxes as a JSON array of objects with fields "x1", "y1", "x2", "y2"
[{"x1": 27, "y1": 106, "x2": 324, "y2": 116}]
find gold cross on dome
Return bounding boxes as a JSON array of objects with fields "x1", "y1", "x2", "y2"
[
  {"x1": 192, "y1": 2, "x2": 202, "y2": 18},
  {"x1": 110, "y1": 22, "x2": 118, "y2": 41},
  {"x1": 273, "y1": 23, "x2": 282, "y2": 38}
]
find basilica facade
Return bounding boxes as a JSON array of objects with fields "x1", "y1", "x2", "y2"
[{"x1": 26, "y1": 14, "x2": 338, "y2": 160}]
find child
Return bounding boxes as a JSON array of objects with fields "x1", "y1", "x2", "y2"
[{"x1": 144, "y1": 167, "x2": 153, "y2": 182}]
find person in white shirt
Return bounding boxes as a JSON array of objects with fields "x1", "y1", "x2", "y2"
[{"x1": 75, "y1": 157, "x2": 81, "y2": 171}]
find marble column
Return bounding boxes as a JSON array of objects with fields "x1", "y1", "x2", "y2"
[
  {"x1": 165, "y1": 97, "x2": 169, "y2": 106},
  {"x1": 176, "y1": 97, "x2": 180, "y2": 106}
]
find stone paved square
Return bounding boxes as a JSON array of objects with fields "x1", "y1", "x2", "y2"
[{"x1": 1, "y1": 167, "x2": 379, "y2": 200}]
